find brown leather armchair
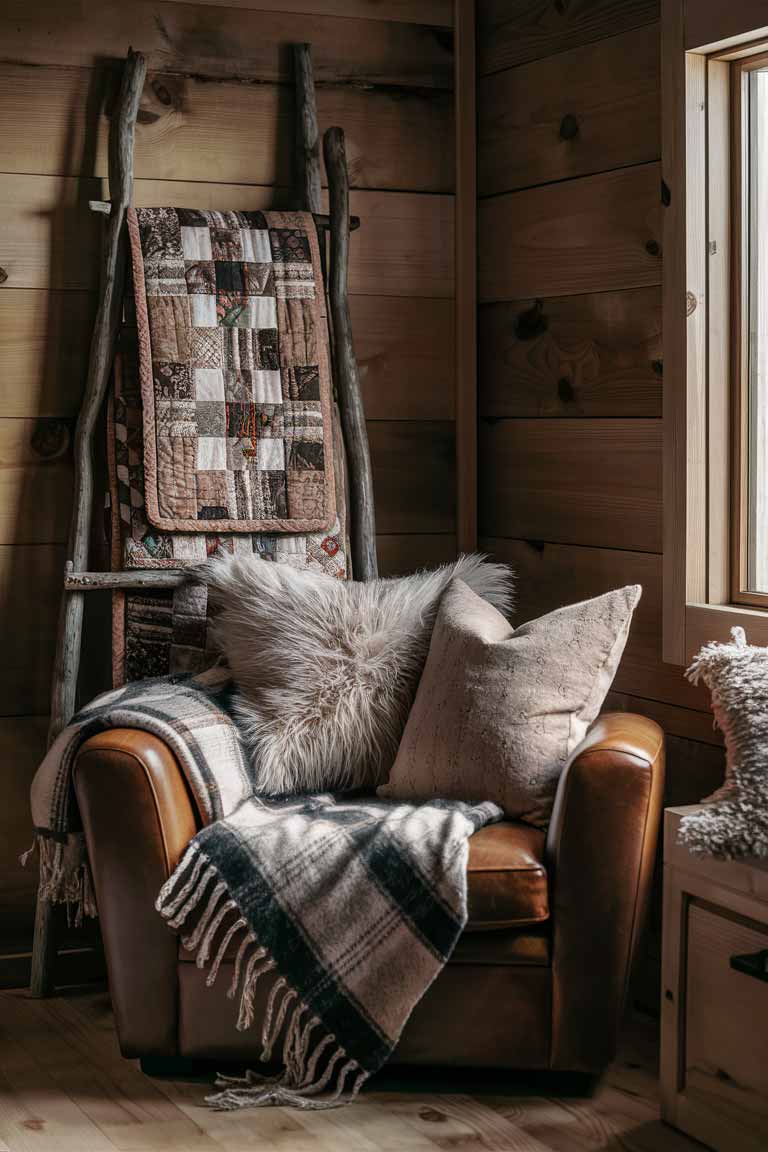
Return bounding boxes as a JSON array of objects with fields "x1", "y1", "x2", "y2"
[{"x1": 73, "y1": 712, "x2": 664, "y2": 1076}]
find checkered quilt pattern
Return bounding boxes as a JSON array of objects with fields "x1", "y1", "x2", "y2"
[
  {"x1": 107, "y1": 208, "x2": 349, "y2": 684},
  {"x1": 128, "y1": 207, "x2": 337, "y2": 533}
]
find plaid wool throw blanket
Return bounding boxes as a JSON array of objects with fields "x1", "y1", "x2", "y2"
[{"x1": 29, "y1": 671, "x2": 501, "y2": 1108}]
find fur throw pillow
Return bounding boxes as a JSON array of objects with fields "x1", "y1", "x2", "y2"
[
  {"x1": 198, "y1": 554, "x2": 513, "y2": 796},
  {"x1": 679, "y1": 627, "x2": 768, "y2": 858}
]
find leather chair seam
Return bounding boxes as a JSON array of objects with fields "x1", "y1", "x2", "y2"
[{"x1": 468, "y1": 913, "x2": 549, "y2": 930}]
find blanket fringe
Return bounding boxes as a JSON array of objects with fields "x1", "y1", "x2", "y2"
[
  {"x1": 22, "y1": 833, "x2": 97, "y2": 926},
  {"x1": 156, "y1": 844, "x2": 368, "y2": 1110}
]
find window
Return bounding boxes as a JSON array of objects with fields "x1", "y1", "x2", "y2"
[
  {"x1": 662, "y1": 1, "x2": 768, "y2": 662},
  {"x1": 735, "y1": 57, "x2": 768, "y2": 604}
]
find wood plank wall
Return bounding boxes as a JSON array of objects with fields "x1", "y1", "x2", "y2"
[
  {"x1": 0, "y1": 0, "x2": 456, "y2": 967},
  {"x1": 477, "y1": 0, "x2": 725, "y2": 1004}
]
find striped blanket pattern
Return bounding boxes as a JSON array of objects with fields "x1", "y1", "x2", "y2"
[{"x1": 29, "y1": 671, "x2": 501, "y2": 1108}]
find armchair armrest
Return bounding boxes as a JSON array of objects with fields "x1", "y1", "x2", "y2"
[
  {"x1": 73, "y1": 729, "x2": 199, "y2": 1056},
  {"x1": 545, "y1": 712, "x2": 665, "y2": 1072}
]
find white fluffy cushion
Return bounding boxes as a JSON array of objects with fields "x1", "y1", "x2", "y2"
[
  {"x1": 378, "y1": 578, "x2": 641, "y2": 827},
  {"x1": 199, "y1": 554, "x2": 513, "y2": 795},
  {"x1": 678, "y1": 626, "x2": 768, "y2": 857}
]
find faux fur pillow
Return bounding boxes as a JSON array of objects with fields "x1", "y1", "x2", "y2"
[
  {"x1": 678, "y1": 627, "x2": 768, "y2": 858},
  {"x1": 378, "y1": 578, "x2": 641, "y2": 827},
  {"x1": 199, "y1": 554, "x2": 513, "y2": 795}
]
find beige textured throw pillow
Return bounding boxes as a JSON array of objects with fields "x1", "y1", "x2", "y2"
[{"x1": 378, "y1": 579, "x2": 641, "y2": 827}]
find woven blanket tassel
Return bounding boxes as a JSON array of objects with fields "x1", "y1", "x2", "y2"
[{"x1": 207, "y1": 917, "x2": 246, "y2": 988}]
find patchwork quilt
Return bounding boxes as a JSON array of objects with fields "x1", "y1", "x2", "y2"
[
  {"x1": 127, "y1": 208, "x2": 337, "y2": 533},
  {"x1": 108, "y1": 208, "x2": 349, "y2": 684}
]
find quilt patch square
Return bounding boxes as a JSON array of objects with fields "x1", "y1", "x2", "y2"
[
  {"x1": 194, "y1": 402, "x2": 227, "y2": 438},
  {"x1": 210, "y1": 228, "x2": 243, "y2": 261},
  {"x1": 147, "y1": 296, "x2": 190, "y2": 361},
  {"x1": 181, "y1": 226, "x2": 213, "y2": 261},
  {"x1": 197, "y1": 436, "x2": 227, "y2": 471},
  {"x1": 185, "y1": 261, "x2": 216, "y2": 295},
  {"x1": 243, "y1": 263, "x2": 274, "y2": 296},
  {"x1": 214, "y1": 260, "x2": 245, "y2": 294},
  {"x1": 270, "y1": 228, "x2": 311, "y2": 263},
  {"x1": 190, "y1": 295, "x2": 217, "y2": 327},
  {"x1": 241, "y1": 229, "x2": 272, "y2": 263},
  {"x1": 128, "y1": 207, "x2": 335, "y2": 532},
  {"x1": 282, "y1": 366, "x2": 321, "y2": 401},
  {"x1": 193, "y1": 368, "x2": 225, "y2": 402},
  {"x1": 222, "y1": 327, "x2": 279, "y2": 371},
  {"x1": 154, "y1": 362, "x2": 193, "y2": 400},
  {"x1": 255, "y1": 438, "x2": 285, "y2": 471},
  {"x1": 191, "y1": 327, "x2": 223, "y2": 369}
]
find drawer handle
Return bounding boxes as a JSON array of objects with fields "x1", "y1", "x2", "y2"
[{"x1": 730, "y1": 949, "x2": 768, "y2": 982}]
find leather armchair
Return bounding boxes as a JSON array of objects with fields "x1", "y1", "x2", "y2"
[{"x1": 73, "y1": 712, "x2": 664, "y2": 1074}]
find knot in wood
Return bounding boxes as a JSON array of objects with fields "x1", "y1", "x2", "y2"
[
  {"x1": 559, "y1": 114, "x2": 579, "y2": 141},
  {"x1": 515, "y1": 300, "x2": 547, "y2": 341},
  {"x1": 31, "y1": 418, "x2": 70, "y2": 461}
]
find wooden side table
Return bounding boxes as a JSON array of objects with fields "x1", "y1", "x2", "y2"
[{"x1": 661, "y1": 806, "x2": 768, "y2": 1152}]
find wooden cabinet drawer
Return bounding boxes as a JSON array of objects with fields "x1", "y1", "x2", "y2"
[
  {"x1": 684, "y1": 903, "x2": 768, "y2": 1147},
  {"x1": 662, "y1": 809, "x2": 768, "y2": 1152}
]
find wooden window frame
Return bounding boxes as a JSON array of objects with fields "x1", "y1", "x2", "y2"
[{"x1": 663, "y1": 0, "x2": 768, "y2": 663}]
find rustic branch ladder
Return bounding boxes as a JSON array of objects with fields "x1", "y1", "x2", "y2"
[{"x1": 31, "y1": 44, "x2": 376, "y2": 995}]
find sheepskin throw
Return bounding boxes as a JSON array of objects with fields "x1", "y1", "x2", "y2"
[
  {"x1": 679, "y1": 627, "x2": 768, "y2": 857},
  {"x1": 199, "y1": 554, "x2": 513, "y2": 795},
  {"x1": 28, "y1": 669, "x2": 501, "y2": 1109},
  {"x1": 127, "y1": 207, "x2": 336, "y2": 534},
  {"x1": 379, "y1": 579, "x2": 641, "y2": 827}
]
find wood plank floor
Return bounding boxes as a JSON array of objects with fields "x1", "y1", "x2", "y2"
[{"x1": 0, "y1": 988, "x2": 703, "y2": 1151}]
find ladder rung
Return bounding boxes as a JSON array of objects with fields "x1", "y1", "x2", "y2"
[
  {"x1": 88, "y1": 200, "x2": 360, "y2": 231},
  {"x1": 64, "y1": 570, "x2": 187, "y2": 591}
]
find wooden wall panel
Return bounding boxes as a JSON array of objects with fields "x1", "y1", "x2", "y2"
[
  {"x1": 369, "y1": 422, "x2": 456, "y2": 534},
  {"x1": 0, "y1": 65, "x2": 453, "y2": 193},
  {"x1": 352, "y1": 297, "x2": 454, "y2": 420},
  {"x1": 684, "y1": 2, "x2": 768, "y2": 51},
  {"x1": 376, "y1": 533, "x2": 457, "y2": 576},
  {"x1": 605, "y1": 692, "x2": 722, "y2": 746},
  {"x1": 479, "y1": 419, "x2": 662, "y2": 551},
  {"x1": 477, "y1": 1, "x2": 712, "y2": 1007},
  {"x1": 0, "y1": 546, "x2": 64, "y2": 716},
  {"x1": 0, "y1": 421, "x2": 72, "y2": 545},
  {"x1": 478, "y1": 0, "x2": 659, "y2": 74},
  {"x1": 1, "y1": 177, "x2": 454, "y2": 298},
  {"x1": 479, "y1": 23, "x2": 660, "y2": 196},
  {"x1": 479, "y1": 163, "x2": 662, "y2": 302},
  {"x1": 1, "y1": 1, "x2": 453, "y2": 87},
  {"x1": 0, "y1": 719, "x2": 48, "y2": 913},
  {"x1": 483, "y1": 537, "x2": 709, "y2": 712},
  {"x1": 479, "y1": 288, "x2": 662, "y2": 419},
  {"x1": 0, "y1": 292, "x2": 95, "y2": 419},
  {"x1": 159, "y1": 0, "x2": 453, "y2": 21}
]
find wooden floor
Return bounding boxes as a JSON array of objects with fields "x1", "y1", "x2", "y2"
[{"x1": 0, "y1": 987, "x2": 704, "y2": 1151}]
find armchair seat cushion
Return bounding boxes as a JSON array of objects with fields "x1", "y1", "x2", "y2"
[
  {"x1": 178, "y1": 820, "x2": 548, "y2": 964},
  {"x1": 465, "y1": 822, "x2": 548, "y2": 931}
]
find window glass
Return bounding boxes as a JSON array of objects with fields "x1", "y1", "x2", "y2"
[{"x1": 746, "y1": 69, "x2": 768, "y2": 591}]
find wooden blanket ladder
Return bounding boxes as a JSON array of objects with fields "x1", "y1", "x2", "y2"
[{"x1": 31, "y1": 44, "x2": 377, "y2": 996}]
